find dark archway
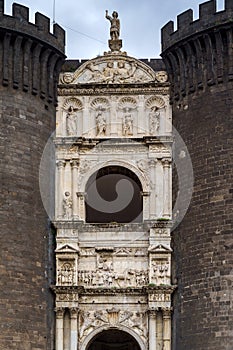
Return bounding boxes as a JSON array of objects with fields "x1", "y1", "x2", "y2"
[
  {"x1": 87, "y1": 329, "x2": 141, "y2": 350},
  {"x1": 85, "y1": 166, "x2": 143, "y2": 223}
]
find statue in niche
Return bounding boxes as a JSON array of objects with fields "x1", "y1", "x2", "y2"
[
  {"x1": 152, "y1": 260, "x2": 170, "y2": 284},
  {"x1": 123, "y1": 107, "x2": 133, "y2": 135},
  {"x1": 149, "y1": 107, "x2": 160, "y2": 135},
  {"x1": 57, "y1": 262, "x2": 74, "y2": 285},
  {"x1": 63, "y1": 191, "x2": 73, "y2": 219},
  {"x1": 105, "y1": 10, "x2": 120, "y2": 40},
  {"x1": 66, "y1": 105, "x2": 78, "y2": 136},
  {"x1": 96, "y1": 109, "x2": 107, "y2": 136},
  {"x1": 97, "y1": 254, "x2": 113, "y2": 271}
]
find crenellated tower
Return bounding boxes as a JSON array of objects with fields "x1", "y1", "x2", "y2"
[
  {"x1": 0, "y1": 1, "x2": 65, "y2": 349},
  {"x1": 161, "y1": 1, "x2": 233, "y2": 349}
]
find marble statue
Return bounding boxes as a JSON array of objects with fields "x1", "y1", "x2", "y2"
[{"x1": 105, "y1": 10, "x2": 120, "y2": 40}]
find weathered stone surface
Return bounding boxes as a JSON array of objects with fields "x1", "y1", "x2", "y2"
[
  {"x1": 0, "y1": 2, "x2": 65, "y2": 349},
  {"x1": 162, "y1": 1, "x2": 233, "y2": 348}
]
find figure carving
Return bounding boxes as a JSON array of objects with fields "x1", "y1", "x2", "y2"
[
  {"x1": 94, "y1": 310, "x2": 108, "y2": 324},
  {"x1": 57, "y1": 262, "x2": 74, "y2": 285},
  {"x1": 79, "y1": 311, "x2": 93, "y2": 339},
  {"x1": 155, "y1": 71, "x2": 168, "y2": 83},
  {"x1": 96, "y1": 109, "x2": 107, "y2": 136},
  {"x1": 114, "y1": 61, "x2": 137, "y2": 83},
  {"x1": 66, "y1": 106, "x2": 77, "y2": 136},
  {"x1": 105, "y1": 10, "x2": 120, "y2": 40},
  {"x1": 97, "y1": 254, "x2": 113, "y2": 271},
  {"x1": 103, "y1": 62, "x2": 115, "y2": 83},
  {"x1": 151, "y1": 260, "x2": 170, "y2": 285},
  {"x1": 86, "y1": 62, "x2": 104, "y2": 82},
  {"x1": 63, "y1": 191, "x2": 73, "y2": 219},
  {"x1": 149, "y1": 107, "x2": 160, "y2": 134},
  {"x1": 123, "y1": 108, "x2": 133, "y2": 135},
  {"x1": 77, "y1": 268, "x2": 148, "y2": 288}
]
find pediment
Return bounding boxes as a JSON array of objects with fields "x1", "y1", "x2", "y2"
[
  {"x1": 60, "y1": 54, "x2": 159, "y2": 85},
  {"x1": 55, "y1": 244, "x2": 79, "y2": 254},
  {"x1": 148, "y1": 244, "x2": 172, "y2": 253}
]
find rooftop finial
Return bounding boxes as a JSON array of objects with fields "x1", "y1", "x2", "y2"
[{"x1": 105, "y1": 10, "x2": 122, "y2": 52}]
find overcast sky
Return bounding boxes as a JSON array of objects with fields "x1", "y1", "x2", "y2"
[{"x1": 6, "y1": 0, "x2": 225, "y2": 60}]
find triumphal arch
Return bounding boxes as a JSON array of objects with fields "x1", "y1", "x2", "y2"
[{"x1": 53, "y1": 11, "x2": 174, "y2": 350}]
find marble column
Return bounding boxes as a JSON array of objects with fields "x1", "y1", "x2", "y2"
[
  {"x1": 162, "y1": 308, "x2": 171, "y2": 350},
  {"x1": 162, "y1": 158, "x2": 171, "y2": 218},
  {"x1": 56, "y1": 160, "x2": 66, "y2": 219},
  {"x1": 77, "y1": 192, "x2": 86, "y2": 221},
  {"x1": 148, "y1": 308, "x2": 157, "y2": 350},
  {"x1": 70, "y1": 308, "x2": 78, "y2": 350},
  {"x1": 71, "y1": 159, "x2": 79, "y2": 220},
  {"x1": 110, "y1": 97, "x2": 118, "y2": 136},
  {"x1": 149, "y1": 159, "x2": 157, "y2": 219},
  {"x1": 142, "y1": 191, "x2": 150, "y2": 221},
  {"x1": 82, "y1": 96, "x2": 89, "y2": 136},
  {"x1": 137, "y1": 95, "x2": 145, "y2": 135},
  {"x1": 55, "y1": 307, "x2": 64, "y2": 350}
]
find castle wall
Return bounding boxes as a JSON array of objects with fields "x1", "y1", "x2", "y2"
[
  {"x1": 161, "y1": 1, "x2": 233, "y2": 349},
  {"x1": 0, "y1": 1, "x2": 65, "y2": 349}
]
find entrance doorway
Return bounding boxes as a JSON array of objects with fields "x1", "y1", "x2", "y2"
[{"x1": 87, "y1": 329, "x2": 141, "y2": 350}]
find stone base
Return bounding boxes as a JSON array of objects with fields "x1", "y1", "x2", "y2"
[{"x1": 109, "y1": 39, "x2": 122, "y2": 52}]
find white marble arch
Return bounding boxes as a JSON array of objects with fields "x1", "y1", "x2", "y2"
[
  {"x1": 80, "y1": 324, "x2": 146, "y2": 350},
  {"x1": 79, "y1": 159, "x2": 150, "y2": 194}
]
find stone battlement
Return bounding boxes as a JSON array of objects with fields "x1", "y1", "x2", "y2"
[
  {"x1": 162, "y1": 0, "x2": 233, "y2": 51},
  {"x1": 0, "y1": 0, "x2": 65, "y2": 53},
  {"x1": 0, "y1": 0, "x2": 65, "y2": 103}
]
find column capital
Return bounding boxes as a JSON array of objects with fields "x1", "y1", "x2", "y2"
[
  {"x1": 54, "y1": 306, "x2": 65, "y2": 318},
  {"x1": 162, "y1": 307, "x2": 172, "y2": 318},
  {"x1": 161, "y1": 158, "x2": 172, "y2": 167},
  {"x1": 70, "y1": 159, "x2": 79, "y2": 168},
  {"x1": 56, "y1": 160, "x2": 66, "y2": 169},
  {"x1": 149, "y1": 159, "x2": 158, "y2": 167},
  {"x1": 148, "y1": 307, "x2": 159, "y2": 318},
  {"x1": 76, "y1": 192, "x2": 87, "y2": 198},
  {"x1": 70, "y1": 307, "x2": 79, "y2": 319}
]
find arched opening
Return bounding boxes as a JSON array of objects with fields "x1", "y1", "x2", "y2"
[
  {"x1": 85, "y1": 166, "x2": 143, "y2": 223},
  {"x1": 87, "y1": 329, "x2": 141, "y2": 350}
]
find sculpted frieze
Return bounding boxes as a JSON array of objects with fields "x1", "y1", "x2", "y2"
[
  {"x1": 57, "y1": 86, "x2": 169, "y2": 96},
  {"x1": 59, "y1": 55, "x2": 158, "y2": 85},
  {"x1": 79, "y1": 309, "x2": 147, "y2": 342},
  {"x1": 148, "y1": 292, "x2": 171, "y2": 302},
  {"x1": 77, "y1": 267, "x2": 149, "y2": 288}
]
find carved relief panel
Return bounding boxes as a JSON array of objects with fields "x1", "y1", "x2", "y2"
[
  {"x1": 77, "y1": 247, "x2": 148, "y2": 288},
  {"x1": 79, "y1": 307, "x2": 148, "y2": 343}
]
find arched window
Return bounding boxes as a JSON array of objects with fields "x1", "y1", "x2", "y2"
[
  {"x1": 85, "y1": 166, "x2": 143, "y2": 223},
  {"x1": 87, "y1": 329, "x2": 141, "y2": 350}
]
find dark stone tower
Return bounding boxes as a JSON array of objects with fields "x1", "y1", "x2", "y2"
[
  {"x1": 0, "y1": 1, "x2": 65, "y2": 349},
  {"x1": 161, "y1": 0, "x2": 233, "y2": 349}
]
